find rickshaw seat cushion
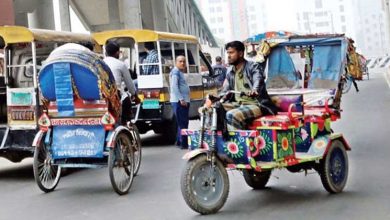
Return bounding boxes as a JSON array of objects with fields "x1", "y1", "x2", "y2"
[
  {"x1": 270, "y1": 94, "x2": 303, "y2": 112},
  {"x1": 249, "y1": 94, "x2": 303, "y2": 129},
  {"x1": 39, "y1": 63, "x2": 101, "y2": 101}
]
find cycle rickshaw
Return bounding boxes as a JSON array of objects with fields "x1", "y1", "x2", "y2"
[
  {"x1": 32, "y1": 45, "x2": 141, "y2": 195},
  {"x1": 0, "y1": 26, "x2": 95, "y2": 163},
  {"x1": 180, "y1": 34, "x2": 355, "y2": 214}
]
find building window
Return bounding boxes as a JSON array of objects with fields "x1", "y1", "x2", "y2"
[
  {"x1": 210, "y1": 7, "x2": 215, "y2": 13},
  {"x1": 218, "y1": 28, "x2": 224, "y2": 33},
  {"x1": 303, "y1": 12, "x2": 309, "y2": 20},
  {"x1": 217, "y1": 17, "x2": 223, "y2": 22},
  {"x1": 304, "y1": 22, "x2": 310, "y2": 30},
  {"x1": 210, "y1": 18, "x2": 216, "y2": 23},
  {"x1": 216, "y1": 7, "x2": 222, "y2": 12},
  {"x1": 342, "y1": 26, "x2": 346, "y2": 32},
  {"x1": 250, "y1": 15, "x2": 256, "y2": 20},
  {"x1": 315, "y1": 0, "x2": 322, "y2": 8},
  {"x1": 340, "y1": 16, "x2": 345, "y2": 22},
  {"x1": 316, "y1": 21, "x2": 329, "y2": 27},
  {"x1": 339, "y1": 5, "x2": 344, "y2": 12}
]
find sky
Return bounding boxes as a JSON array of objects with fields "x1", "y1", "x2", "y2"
[{"x1": 265, "y1": 0, "x2": 297, "y2": 32}]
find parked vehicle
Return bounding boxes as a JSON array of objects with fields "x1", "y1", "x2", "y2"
[
  {"x1": 0, "y1": 26, "x2": 95, "y2": 162},
  {"x1": 32, "y1": 46, "x2": 141, "y2": 195},
  {"x1": 181, "y1": 34, "x2": 354, "y2": 214},
  {"x1": 93, "y1": 30, "x2": 218, "y2": 143}
]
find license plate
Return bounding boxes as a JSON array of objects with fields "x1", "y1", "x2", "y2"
[
  {"x1": 51, "y1": 125, "x2": 105, "y2": 159},
  {"x1": 11, "y1": 92, "x2": 32, "y2": 105},
  {"x1": 142, "y1": 99, "x2": 160, "y2": 109}
]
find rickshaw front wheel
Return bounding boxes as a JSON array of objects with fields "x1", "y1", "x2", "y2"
[
  {"x1": 33, "y1": 136, "x2": 61, "y2": 193},
  {"x1": 243, "y1": 169, "x2": 271, "y2": 190},
  {"x1": 181, "y1": 154, "x2": 229, "y2": 215},
  {"x1": 319, "y1": 140, "x2": 348, "y2": 193},
  {"x1": 109, "y1": 132, "x2": 135, "y2": 195}
]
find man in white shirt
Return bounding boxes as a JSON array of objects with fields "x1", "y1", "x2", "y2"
[{"x1": 103, "y1": 41, "x2": 139, "y2": 124}]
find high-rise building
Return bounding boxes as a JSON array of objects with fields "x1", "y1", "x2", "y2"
[
  {"x1": 353, "y1": 0, "x2": 389, "y2": 57},
  {"x1": 246, "y1": 0, "x2": 268, "y2": 37},
  {"x1": 295, "y1": 0, "x2": 355, "y2": 37},
  {"x1": 195, "y1": 0, "x2": 265, "y2": 42}
]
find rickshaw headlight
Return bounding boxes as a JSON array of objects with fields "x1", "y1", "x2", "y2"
[
  {"x1": 38, "y1": 113, "x2": 51, "y2": 131},
  {"x1": 101, "y1": 112, "x2": 116, "y2": 130}
]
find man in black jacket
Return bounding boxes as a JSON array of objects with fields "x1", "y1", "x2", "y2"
[{"x1": 221, "y1": 41, "x2": 277, "y2": 130}]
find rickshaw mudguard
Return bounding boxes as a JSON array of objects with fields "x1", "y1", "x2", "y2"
[
  {"x1": 106, "y1": 125, "x2": 132, "y2": 148},
  {"x1": 182, "y1": 149, "x2": 209, "y2": 160},
  {"x1": 308, "y1": 133, "x2": 350, "y2": 158},
  {"x1": 328, "y1": 133, "x2": 351, "y2": 151},
  {"x1": 32, "y1": 129, "x2": 51, "y2": 148}
]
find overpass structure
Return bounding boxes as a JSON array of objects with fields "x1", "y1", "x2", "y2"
[{"x1": 0, "y1": 0, "x2": 218, "y2": 47}]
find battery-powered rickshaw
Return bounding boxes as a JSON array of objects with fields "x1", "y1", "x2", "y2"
[
  {"x1": 32, "y1": 44, "x2": 141, "y2": 195},
  {"x1": 0, "y1": 26, "x2": 94, "y2": 162},
  {"x1": 180, "y1": 34, "x2": 356, "y2": 214}
]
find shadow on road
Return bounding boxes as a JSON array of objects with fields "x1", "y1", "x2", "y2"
[
  {"x1": 140, "y1": 132, "x2": 175, "y2": 147},
  {"x1": 0, "y1": 163, "x2": 33, "y2": 180}
]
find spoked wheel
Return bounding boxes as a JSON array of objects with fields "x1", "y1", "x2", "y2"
[
  {"x1": 109, "y1": 132, "x2": 135, "y2": 195},
  {"x1": 319, "y1": 140, "x2": 349, "y2": 193},
  {"x1": 130, "y1": 125, "x2": 142, "y2": 175},
  {"x1": 33, "y1": 135, "x2": 61, "y2": 193},
  {"x1": 181, "y1": 154, "x2": 229, "y2": 215},
  {"x1": 243, "y1": 169, "x2": 271, "y2": 190}
]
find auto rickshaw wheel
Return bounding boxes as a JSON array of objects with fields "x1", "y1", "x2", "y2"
[
  {"x1": 109, "y1": 132, "x2": 135, "y2": 195},
  {"x1": 130, "y1": 125, "x2": 142, "y2": 176},
  {"x1": 181, "y1": 154, "x2": 229, "y2": 215},
  {"x1": 242, "y1": 169, "x2": 271, "y2": 190},
  {"x1": 33, "y1": 134, "x2": 61, "y2": 193},
  {"x1": 319, "y1": 140, "x2": 348, "y2": 193}
]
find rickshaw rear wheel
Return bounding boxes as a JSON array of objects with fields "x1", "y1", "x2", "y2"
[
  {"x1": 242, "y1": 169, "x2": 271, "y2": 190},
  {"x1": 130, "y1": 125, "x2": 142, "y2": 176},
  {"x1": 319, "y1": 140, "x2": 348, "y2": 193},
  {"x1": 109, "y1": 132, "x2": 135, "y2": 195},
  {"x1": 33, "y1": 135, "x2": 61, "y2": 193},
  {"x1": 181, "y1": 154, "x2": 229, "y2": 215}
]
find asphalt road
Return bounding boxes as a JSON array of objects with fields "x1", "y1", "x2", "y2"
[{"x1": 0, "y1": 72, "x2": 389, "y2": 220}]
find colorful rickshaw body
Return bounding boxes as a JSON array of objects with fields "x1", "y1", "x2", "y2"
[
  {"x1": 92, "y1": 30, "x2": 217, "y2": 143},
  {"x1": 180, "y1": 34, "x2": 354, "y2": 214},
  {"x1": 0, "y1": 25, "x2": 94, "y2": 162}
]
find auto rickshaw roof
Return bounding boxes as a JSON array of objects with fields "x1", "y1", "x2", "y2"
[
  {"x1": 92, "y1": 29, "x2": 199, "y2": 45},
  {"x1": 0, "y1": 26, "x2": 93, "y2": 46},
  {"x1": 265, "y1": 34, "x2": 348, "y2": 46}
]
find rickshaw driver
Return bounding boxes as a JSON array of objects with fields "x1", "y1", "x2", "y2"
[
  {"x1": 104, "y1": 41, "x2": 140, "y2": 124},
  {"x1": 221, "y1": 41, "x2": 277, "y2": 130}
]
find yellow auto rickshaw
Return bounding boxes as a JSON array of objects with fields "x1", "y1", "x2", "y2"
[{"x1": 93, "y1": 30, "x2": 218, "y2": 143}]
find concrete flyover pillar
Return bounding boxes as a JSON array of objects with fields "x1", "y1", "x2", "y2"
[
  {"x1": 27, "y1": 0, "x2": 55, "y2": 29},
  {"x1": 0, "y1": 0, "x2": 15, "y2": 25},
  {"x1": 122, "y1": 0, "x2": 142, "y2": 29},
  {"x1": 58, "y1": 0, "x2": 71, "y2": 31}
]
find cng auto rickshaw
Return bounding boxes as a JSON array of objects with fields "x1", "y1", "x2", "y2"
[
  {"x1": 0, "y1": 26, "x2": 95, "y2": 162},
  {"x1": 93, "y1": 30, "x2": 217, "y2": 143},
  {"x1": 181, "y1": 34, "x2": 356, "y2": 214}
]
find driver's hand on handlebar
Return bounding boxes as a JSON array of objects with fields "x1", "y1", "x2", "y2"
[{"x1": 249, "y1": 90, "x2": 258, "y2": 97}]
